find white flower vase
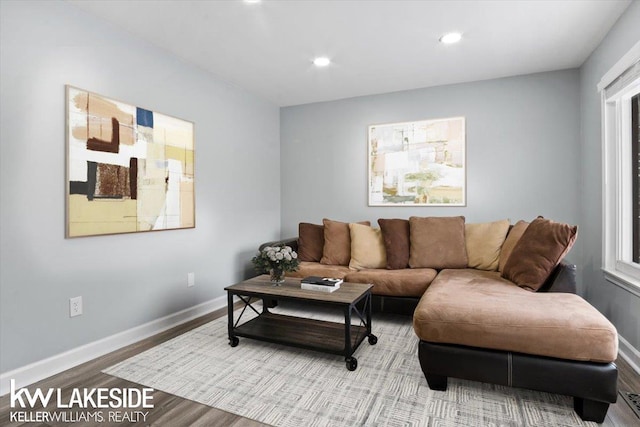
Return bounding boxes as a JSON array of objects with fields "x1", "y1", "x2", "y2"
[{"x1": 270, "y1": 267, "x2": 285, "y2": 286}]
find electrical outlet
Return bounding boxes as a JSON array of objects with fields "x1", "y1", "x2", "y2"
[
  {"x1": 187, "y1": 272, "x2": 195, "y2": 287},
  {"x1": 70, "y1": 296, "x2": 83, "y2": 317}
]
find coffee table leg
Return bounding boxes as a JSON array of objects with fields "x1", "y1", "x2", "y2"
[
  {"x1": 344, "y1": 305, "x2": 357, "y2": 370},
  {"x1": 366, "y1": 292, "x2": 378, "y2": 345},
  {"x1": 228, "y1": 292, "x2": 239, "y2": 347},
  {"x1": 261, "y1": 298, "x2": 271, "y2": 314}
]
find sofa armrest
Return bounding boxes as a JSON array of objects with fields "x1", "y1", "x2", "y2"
[
  {"x1": 539, "y1": 262, "x2": 577, "y2": 293},
  {"x1": 259, "y1": 237, "x2": 299, "y2": 252}
]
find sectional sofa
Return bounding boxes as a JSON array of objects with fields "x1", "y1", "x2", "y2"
[{"x1": 262, "y1": 216, "x2": 618, "y2": 422}]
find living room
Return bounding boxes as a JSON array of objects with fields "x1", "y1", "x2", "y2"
[{"x1": 1, "y1": 0, "x2": 639, "y2": 425}]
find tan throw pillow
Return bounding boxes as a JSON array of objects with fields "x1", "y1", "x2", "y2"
[
  {"x1": 498, "y1": 220, "x2": 529, "y2": 272},
  {"x1": 377, "y1": 218, "x2": 410, "y2": 269},
  {"x1": 409, "y1": 216, "x2": 468, "y2": 269},
  {"x1": 321, "y1": 219, "x2": 370, "y2": 266},
  {"x1": 465, "y1": 220, "x2": 510, "y2": 271},
  {"x1": 348, "y1": 223, "x2": 387, "y2": 270},
  {"x1": 502, "y1": 217, "x2": 578, "y2": 291},
  {"x1": 298, "y1": 223, "x2": 324, "y2": 262}
]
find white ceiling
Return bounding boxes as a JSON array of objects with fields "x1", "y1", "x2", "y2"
[{"x1": 69, "y1": 0, "x2": 631, "y2": 107}]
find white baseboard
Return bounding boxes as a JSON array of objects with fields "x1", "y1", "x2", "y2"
[
  {"x1": 618, "y1": 334, "x2": 640, "y2": 375},
  {"x1": 0, "y1": 295, "x2": 227, "y2": 396}
]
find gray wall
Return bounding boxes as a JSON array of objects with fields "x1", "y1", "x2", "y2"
[
  {"x1": 0, "y1": 0, "x2": 280, "y2": 373},
  {"x1": 281, "y1": 70, "x2": 581, "y2": 261},
  {"x1": 579, "y1": 1, "x2": 640, "y2": 351}
]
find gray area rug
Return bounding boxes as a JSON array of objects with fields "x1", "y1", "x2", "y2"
[{"x1": 104, "y1": 303, "x2": 596, "y2": 426}]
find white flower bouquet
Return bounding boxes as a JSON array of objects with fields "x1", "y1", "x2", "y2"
[{"x1": 251, "y1": 244, "x2": 299, "y2": 284}]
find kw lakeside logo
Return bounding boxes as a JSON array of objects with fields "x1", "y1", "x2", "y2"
[{"x1": 9, "y1": 379, "x2": 154, "y2": 423}]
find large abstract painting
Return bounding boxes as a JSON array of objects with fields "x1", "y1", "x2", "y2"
[
  {"x1": 66, "y1": 86, "x2": 195, "y2": 237},
  {"x1": 368, "y1": 117, "x2": 465, "y2": 206}
]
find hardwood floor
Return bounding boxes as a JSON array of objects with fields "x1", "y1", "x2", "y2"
[
  {"x1": 607, "y1": 356, "x2": 640, "y2": 426},
  {"x1": 1, "y1": 305, "x2": 638, "y2": 426},
  {"x1": 0, "y1": 305, "x2": 267, "y2": 427}
]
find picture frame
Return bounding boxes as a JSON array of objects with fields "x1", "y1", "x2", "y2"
[
  {"x1": 66, "y1": 86, "x2": 195, "y2": 237},
  {"x1": 368, "y1": 117, "x2": 466, "y2": 206}
]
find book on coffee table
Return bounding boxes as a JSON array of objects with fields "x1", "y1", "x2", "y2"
[
  {"x1": 301, "y1": 282, "x2": 340, "y2": 292},
  {"x1": 301, "y1": 276, "x2": 342, "y2": 292},
  {"x1": 301, "y1": 276, "x2": 343, "y2": 286}
]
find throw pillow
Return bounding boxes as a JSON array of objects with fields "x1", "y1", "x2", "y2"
[
  {"x1": 377, "y1": 218, "x2": 410, "y2": 269},
  {"x1": 348, "y1": 223, "x2": 387, "y2": 270},
  {"x1": 465, "y1": 219, "x2": 510, "y2": 271},
  {"x1": 498, "y1": 220, "x2": 529, "y2": 272},
  {"x1": 297, "y1": 223, "x2": 324, "y2": 262},
  {"x1": 408, "y1": 216, "x2": 468, "y2": 269},
  {"x1": 502, "y1": 217, "x2": 578, "y2": 291},
  {"x1": 321, "y1": 219, "x2": 370, "y2": 266}
]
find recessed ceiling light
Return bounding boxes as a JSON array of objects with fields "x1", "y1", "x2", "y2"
[
  {"x1": 245, "y1": 0, "x2": 261, "y2": 3},
  {"x1": 313, "y1": 57, "x2": 331, "y2": 67},
  {"x1": 439, "y1": 32, "x2": 462, "y2": 44}
]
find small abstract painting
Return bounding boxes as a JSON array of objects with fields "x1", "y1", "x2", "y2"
[
  {"x1": 368, "y1": 117, "x2": 465, "y2": 206},
  {"x1": 66, "y1": 86, "x2": 195, "y2": 237}
]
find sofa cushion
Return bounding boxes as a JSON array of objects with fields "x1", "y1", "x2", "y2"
[
  {"x1": 409, "y1": 216, "x2": 468, "y2": 269},
  {"x1": 498, "y1": 220, "x2": 529, "y2": 272},
  {"x1": 345, "y1": 268, "x2": 437, "y2": 297},
  {"x1": 349, "y1": 223, "x2": 387, "y2": 270},
  {"x1": 321, "y1": 219, "x2": 370, "y2": 266},
  {"x1": 377, "y1": 218, "x2": 410, "y2": 269},
  {"x1": 286, "y1": 261, "x2": 351, "y2": 279},
  {"x1": 502, "y1": 217, "x2": 578, "y2": 291},
  {"x1": 413, "y1": 269, "x2": 618, "y2": 363},
  {"x1": 465, "y1": 219, "x2": 510, "y2": 271},
  {"x1": 297, "y1": 223, "x2": 324, "y2": 262}
]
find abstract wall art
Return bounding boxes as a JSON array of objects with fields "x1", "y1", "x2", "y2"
[
  {"x1": 66, "y1": 86, "x2": 195, "y2": 237},
  {"x1": 368, "y1": 117, "x2": 465, "y2": 206}
]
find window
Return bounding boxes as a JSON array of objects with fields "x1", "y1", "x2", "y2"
[
  {"x1": 633, "y1": 93, "x2": 639, "y2": 264},
  {"x1": 600, "y1": 43, "x2": 640, "y2": 289}
]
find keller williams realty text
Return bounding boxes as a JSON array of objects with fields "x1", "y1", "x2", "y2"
[
  {"x1": 10, "y1": 410, "x2": 149, "y2": 423},
  {"x1": 9, "y1": 379, "x2": 153, "y2": 423}
]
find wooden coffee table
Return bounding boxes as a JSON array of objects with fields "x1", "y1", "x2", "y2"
[{"x1": 225, "y1": 275, "x2": 377, "y2": 370}]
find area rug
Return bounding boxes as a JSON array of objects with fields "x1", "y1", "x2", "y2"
[{"x1": 104, "y1": 303, "x2": 596, "y2": 427}]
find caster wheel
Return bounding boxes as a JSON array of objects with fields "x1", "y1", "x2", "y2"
[
  {"x1": 368, "y1": 334, "x2": 378, "y2": 345},
  {"x1": 346, "y1": 357, "x2": 358, "y2": 371},
  {"x1": 229, "y1": 336, "x2": 239, "y2": 347}
]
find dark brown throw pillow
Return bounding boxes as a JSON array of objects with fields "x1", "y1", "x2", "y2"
[
  {"x1": 321, "y1": 219, "x2": 370, "y2": 266},
  {"x1": 498, "y1": 220, "x2": 529, "y2": 272},
  {"x1": 502, "y1": 217, "x2": 578, "y2": 291},
  {"x1": 378, "y1": 218, "x2": 410, "y2": 269},
  {"x1": 408, "y1": 216, "x2": 468, "y2": 269},
  {"x1": 298, "y1": 223, "x2": 324, "y2": 262}
]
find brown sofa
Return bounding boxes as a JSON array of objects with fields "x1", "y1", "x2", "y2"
[{"x1": 260, "y1": 216, "x2": 618, "y2": 422}]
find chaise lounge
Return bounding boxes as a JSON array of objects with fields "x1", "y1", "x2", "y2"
[{"x1": 413, "y1": 268, "x2": 618, "y2": 423}]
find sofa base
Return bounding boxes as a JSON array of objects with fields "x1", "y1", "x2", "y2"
[
  {"x1": 372, "y1": 295, "x2": 418, "y2": 315},
  {"x1": 418, "y1": 341, "x2": 618, "y2": 423}
]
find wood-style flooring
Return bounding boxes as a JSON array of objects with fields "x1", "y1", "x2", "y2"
[{"x1": 1, "y1": 305, "x2": 639, "y2": 426}]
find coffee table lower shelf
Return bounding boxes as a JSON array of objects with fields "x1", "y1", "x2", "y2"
[{"x1": 233, "y1": 312, "x2": 368, "y2": 355}]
